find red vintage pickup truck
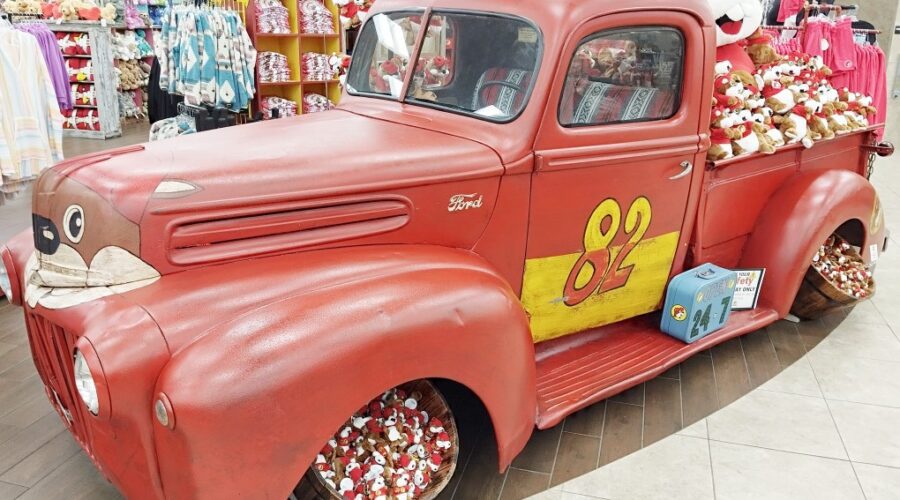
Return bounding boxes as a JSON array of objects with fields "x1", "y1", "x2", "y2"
[{"x1": 0, "y1": 0, "x2": 892, "y2": 498}]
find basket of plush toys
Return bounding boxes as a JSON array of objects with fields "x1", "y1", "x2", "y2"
[
  {"x1": 306, "y1": 381, "x2": 458, "y2": 500},
  {"x1": 791, "y1": 234, "x2": 875, "y2": 319},
  {"x1": 707, "y1": 29, "x2": 878, "y2": 163}
]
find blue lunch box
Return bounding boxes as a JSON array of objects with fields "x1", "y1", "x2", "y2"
[{"x1": 661, "y1": 263, "x2": 738, "y2": 343}]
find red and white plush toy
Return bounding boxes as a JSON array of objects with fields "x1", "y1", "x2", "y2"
[{"x1": 705, "y1": 0, "x2": 763, "y2": 73}]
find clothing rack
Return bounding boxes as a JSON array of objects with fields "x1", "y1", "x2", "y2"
[{"x1": 762, "y1": 24, "x2": 880, "y2": 35}]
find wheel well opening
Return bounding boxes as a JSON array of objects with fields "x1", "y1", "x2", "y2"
[{"x1": 834, "y1": 219, "x2": 866, "y2": 247}]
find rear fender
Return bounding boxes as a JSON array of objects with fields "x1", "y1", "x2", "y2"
[
  {"x1": 739, "y1": 169, "x2": 883, "y2": 316},
  {"x1": 151, "y1": 247, "x2": 536, "y2": 499}
]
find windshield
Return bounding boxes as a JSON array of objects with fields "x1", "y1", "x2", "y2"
[{"x1": 346, "y1": 10, "x2": 542, "y2": 122}]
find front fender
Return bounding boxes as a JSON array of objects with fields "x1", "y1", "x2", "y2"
[
  {"x1": 150, "y1": 246, "x2": 535, "y2": 499},
  {"x1": 739, "y1": 169, "x2": 884, "y2": 317}
]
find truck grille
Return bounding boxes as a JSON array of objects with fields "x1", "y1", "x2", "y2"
[{"x1": 24, "y1": 312, "x2": 93, "y2": 454}]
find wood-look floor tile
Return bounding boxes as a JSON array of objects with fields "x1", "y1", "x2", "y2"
[
  {"x1": 562, "y1": 401, "x2": 606, "y2": 437},
  {"x1": 0, "y1": 479, "x2": 27, "y2": 499},
  {"x1": 642, "y1": 377, "x2": 682, "y2": 447},
  {"x1": 680, "y1": 356, "x2": 718, "y2": 427},
  {"x1": 597, "y1": 402, "x2": 642, "y2": 467},
  {"x1": 0, "y1": 391, "x2": 53, "y2": 429},
  {"x1": 499, "y1": 468, "x2": 550, "y2": 500},
  {"x1": 711, "y1": 338, "x2": 751, "y2": 407},
  {"x1": 740, "y1": 329, "x2": 781, "y2": 387},
  {"x1": 550, "y1": 432, "x2": 600, "y2": 486},
  {"x1": 451, "y1": 430, "x2": 506, "y2": 500},
  {"x1": 818, "y1": 308, "x2": 849, "y2": 331},
  {"x1": 15, "y1": 452, "x2": 121, "y2": 500},
  {"x1": 0, "y1": 430, "x2": 81, "y2": 487},
  {"x1": 610, "y1": 383, "x2": 644, "y2": 407},
  {"x1": 767, "y1": 321, "x2": 807, "y2": 368},
  {"x1": 796, "y1": 318, "x2": 832, "y2": 351},
  {"x1": 510, "y1": 425, "x2": 562, "y2": 474},
  {"x1": 0, "y1": 359, "x2": 37, "y2": 381},
  {"x1": 658, "y1": 364, "x2": 680, "y2": 380},
  {"x1": 0, "y1": 413, "x2": 65, "y2": 474}
]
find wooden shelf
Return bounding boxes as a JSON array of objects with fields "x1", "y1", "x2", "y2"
[
  {"x1": 245, "y1": 0, "x2": 343, "y2": 114},
  {"x1": 259, "y1": 80, "x2": 303, "y2": 86}
]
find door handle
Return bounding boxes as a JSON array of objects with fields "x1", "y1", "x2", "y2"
[{"x1": 669, "y1": 161, "x2": 693, "y2": 180}]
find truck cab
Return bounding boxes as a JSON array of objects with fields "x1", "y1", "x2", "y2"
[{"x1": 0, "y1": 0, "x2": 889, "y2": 498}]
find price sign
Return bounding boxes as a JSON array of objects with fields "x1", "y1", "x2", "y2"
[{"x1": 731, "y1": 269, "x2": 765, "y2": 310}]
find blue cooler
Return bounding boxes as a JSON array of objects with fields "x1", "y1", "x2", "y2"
[{"x1": 661, "y1": 264, "x2": 737, "y2": 343}]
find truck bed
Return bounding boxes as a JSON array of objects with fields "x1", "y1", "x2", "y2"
[{"x1": 696, "y1": 128, "x2": 877, "y2": 267}]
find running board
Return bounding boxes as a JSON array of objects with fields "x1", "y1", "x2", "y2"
[{"x1": 534, "y1": 308, "x2": 780, "y2": 429}]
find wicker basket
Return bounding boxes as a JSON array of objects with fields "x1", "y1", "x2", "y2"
[
  {"x1": 791, "y1": 237, "x2": 874, "y2": 320},
  {"x1": 306, "y1": 380, "x2": 459, "y2": 500}
]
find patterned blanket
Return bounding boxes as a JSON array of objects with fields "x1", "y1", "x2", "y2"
[
  {"x1": 472, "y1": 68, "x2": 533, "y2": 115},
  {"x1": 571, "y1": 81, "x2": 675, "y2": 125}
]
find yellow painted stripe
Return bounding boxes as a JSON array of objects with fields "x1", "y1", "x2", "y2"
[{"x1": 522, "y1": 231, "x2": 680, "y2": 343}]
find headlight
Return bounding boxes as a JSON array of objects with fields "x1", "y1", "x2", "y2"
[
  {"x1": 0, "y1": 261, "x2": 11, "y2": 301},
  {"x1": 73, "y1": 349, "x2": 100, "y2": 415}
]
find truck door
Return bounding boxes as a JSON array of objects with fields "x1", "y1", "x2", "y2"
[{"x1": 523, "y1": 11, "x2": 708, "y2": 343}]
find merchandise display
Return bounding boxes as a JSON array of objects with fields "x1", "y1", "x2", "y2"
[
  {"x1": 301, "y1": 92, "x2": 334, "y2": 113},
  {"x1": 52, "y1": 24, "x2": 122, "y2": 138},
  {"x1": 258, "y1": 50, "x2": 292, "y2": 82},
  {"x1": 255, "y1": 0, "x2": 290, "y2": 33},
  {"x1": 244, "y1": 0, "x2": 343, "y2": 116},
  {"x1": 260, "y1": 95, "x2": 298, "y2": 118},
  {"x1": 300, "y1": 0, "x2": 336, "y2": 33},
  {"x1": 0, "y1": 18, "x2": 63, "y2": 199},
  {"x1": 0, "y1": 0, "x2": 897, "y2": 498},
  {"x1": 156, "y1": 4, "x2": 257, "y2": 111},
  {"x1": 313, "y1": 384, "x2": 455, "y2": 498},
  {"x1": 301, "y1": 51, "x2": 335, "y2": 81},
  {"x1": 16, "y1": 21, "x2": 71, "y2": 110}
]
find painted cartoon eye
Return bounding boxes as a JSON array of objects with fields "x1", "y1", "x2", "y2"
[{"x1": 63, "y1": 205, "x2": 85, "y2": 243}]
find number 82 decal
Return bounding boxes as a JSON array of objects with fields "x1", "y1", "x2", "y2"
[{"x1": 563, "y1": 197, "x2": 652, "y2": 306}]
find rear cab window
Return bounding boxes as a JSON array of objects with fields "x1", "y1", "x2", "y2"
[{"x1": 559, "y1": 27, "x2": 684, "y2": 127}]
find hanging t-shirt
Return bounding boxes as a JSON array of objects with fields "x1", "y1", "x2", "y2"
[{"x1": 777, "y1": 0, "x2": 805, "y2": 23}]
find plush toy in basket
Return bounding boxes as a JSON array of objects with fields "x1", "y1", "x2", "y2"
[
  {"x1": 791, "y1": 234, "x2": 874, "y2": 319},
  {"x1": 307, "y1": 380, "x2": 457, "y2": 500}
]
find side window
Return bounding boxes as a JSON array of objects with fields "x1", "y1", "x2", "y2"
[{"x1": 559, "y1": 27, "x2": 684, "y2": 127}]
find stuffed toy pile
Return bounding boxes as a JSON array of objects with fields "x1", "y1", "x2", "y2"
[
  {"x1": 812, "y1": 235, "x2": 874, "y2": 300},
  {"x1": 1, "y1": 0, "x2": 41, "y2": 15},
  {"x1": 334, "y1": 0, "x2": 372, "y2": 30},
  {"x1": 314, "y1": 387, "x2": 452, "y2": 500},
  {"x1": 61, "y1": 108, "x2": 101, "y2": 131},
  {"x1": 70, "y1": 83, "x2": 95, "y2": 106},
  {"x1": 40, "y1": 0, "x2": 116, "y2": 22},
  {"x1": 56, "y1": 31, "x2": 91, "y2": 56},
  {"x1": 705, "y1": 0, "x2": 879, "y2": 162},
  {"x1": 65, "y1": 58, "x2": 93, "y2": 82},
  {"x1": 116, "y1": 59, "x2": 149, "y2": 91}
]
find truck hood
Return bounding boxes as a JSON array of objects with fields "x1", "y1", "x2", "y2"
[{"x1": 26, "y1": 110, "x2": 503, "y2": 309}]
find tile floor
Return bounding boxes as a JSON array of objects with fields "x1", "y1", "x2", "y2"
[{"x1": 1, "y1": 122, "x2": 900, "y2": 500}]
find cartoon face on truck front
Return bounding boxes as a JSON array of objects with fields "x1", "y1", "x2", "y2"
[{"x1": 25, "y1": 169, "x2": 160, "y2": 310}]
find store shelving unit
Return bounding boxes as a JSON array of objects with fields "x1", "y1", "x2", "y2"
[
  {"x1": 50, "y1": 22, "x2": 122, "y2": 139},
  {"x1": 244, "y1": 0, "x2": 343, "y2": 115}
]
